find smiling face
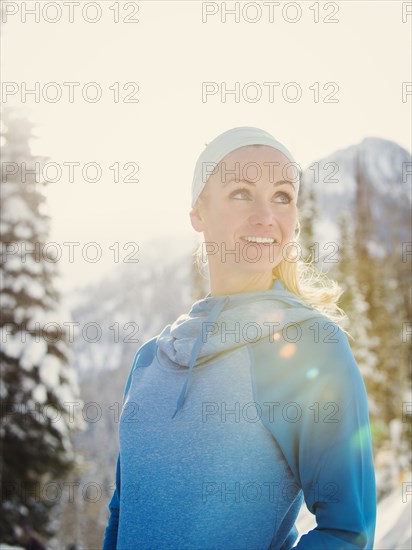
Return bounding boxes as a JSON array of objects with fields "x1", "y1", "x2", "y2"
[{"x1": 190, "y1": 145, "x2": 299, "y2": 295}]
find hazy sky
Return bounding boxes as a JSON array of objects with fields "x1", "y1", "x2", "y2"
[{"x1": 2, "y1": 1, "x2": 411, "y2": 292}]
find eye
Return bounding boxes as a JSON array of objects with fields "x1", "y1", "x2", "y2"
[
  {"x1": 275, "y1": 191, "x2": 292, "y2": 204},
  {"x1": 230, "y1": 187, "x2": 251, "y2": 200}
]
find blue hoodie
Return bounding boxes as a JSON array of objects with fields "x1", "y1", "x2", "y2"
[{"x1": 102, "y1": 279, "x2": 376, "y2": 549}]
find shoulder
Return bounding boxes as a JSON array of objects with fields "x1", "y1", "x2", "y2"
[
  {"x1": 122, "y1": 335, "x2": 159, "y2": 402},
  {"x1": 285, "y1": 311, "x2": 358, "y2": 373},
  {"x1": 269, "y1": 291, "x2": 354, "y2": 364},
  {"x1": 250, "y1": 313, "x2": 365, "y2": 403},
  {"x1": 132, "y1": 334, "x2": 158, "y2": 370},
  {"x1": 251, "y1": 310, "x2": 351, "y2": 365},
  {"x1": 298, "y1": 314, "x2": 354, "y2": 362}
]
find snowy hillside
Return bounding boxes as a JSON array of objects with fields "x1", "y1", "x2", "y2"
[{"x1": 300, "y1": 137, "x2": 411, "y2": 262}]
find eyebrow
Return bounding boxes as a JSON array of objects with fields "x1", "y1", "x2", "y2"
[{"x1": 223, "y1": 178, "x2": 296, "y2": 190}]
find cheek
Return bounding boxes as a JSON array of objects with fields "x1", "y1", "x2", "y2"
[
  {"x1": 208, "y1": 200, "x2": 233, "y2": 223},
  {"x1": 281, "y1": 208, "x2": 297, "y2": 236},
  {"x1": 202, "y1": 205, "x2": 229, "y2": 237}
]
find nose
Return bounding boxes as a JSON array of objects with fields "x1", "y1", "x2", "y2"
[{"x1": 248, "y1": 199, "x2": 275, "y2": 226}]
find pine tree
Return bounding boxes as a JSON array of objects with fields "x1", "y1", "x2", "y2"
[
  {"x1": 335, "y1": 208, "x2": 380, "y2": 413},
  {"x1": 0, "y1": 107, "x2": 84, "y2": 544},
  {"x1": 352, "y1": 152, "x2": 412, "y2": 498}
]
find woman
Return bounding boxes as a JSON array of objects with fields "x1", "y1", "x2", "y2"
[{"x1": 102, "y1": 127, "x2": 377, "y2": 549}]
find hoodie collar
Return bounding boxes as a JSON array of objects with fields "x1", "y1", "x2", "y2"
[
  {"x1": 155, "y1": 278, "x2": 317, "y2": 419},
  {"x1": 171, "y1": 293, "x2": 230, "y2": 418}
]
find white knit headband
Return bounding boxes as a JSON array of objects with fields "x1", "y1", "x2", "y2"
[{"x1": 191, "y1": 126, "x2": 300, "y2": 208}]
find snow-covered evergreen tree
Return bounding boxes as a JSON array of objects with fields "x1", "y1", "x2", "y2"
[
  {"x1": 352, "y1": 150, "x2": 412, "y2": 498},
  {"x1": 335, "y1": 208, "x2": 380, "y2": 410},
  {"x1": 0, "y1": 107, "x2": 84, "y2": 544}
]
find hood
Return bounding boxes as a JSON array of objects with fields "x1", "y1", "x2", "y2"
[{"x1": 156, "y1": 279, "x2": 323, "y2": 419}]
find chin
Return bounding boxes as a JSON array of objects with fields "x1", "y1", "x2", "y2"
[{"x1": 238, "y1": 260, "x2": 280, "y2": 273}]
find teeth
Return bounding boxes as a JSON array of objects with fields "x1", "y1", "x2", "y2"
[{"x1": 242, "y1": 236, "x2": 276, "y2": 244}]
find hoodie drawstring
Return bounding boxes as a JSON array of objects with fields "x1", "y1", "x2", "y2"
[{"x1": 172, "y1": 295, "x2": 229, "y2": 419}]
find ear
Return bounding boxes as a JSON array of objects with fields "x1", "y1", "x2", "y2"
[{"x1": 189, "y1": 204, "x2": 206, "y2": 233}]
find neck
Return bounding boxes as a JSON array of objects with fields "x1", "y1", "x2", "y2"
[{"x1": 208, "y1": 265, "x2": 275, "y2": 297}]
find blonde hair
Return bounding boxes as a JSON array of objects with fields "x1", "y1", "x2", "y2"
[{"x1": 273, "y1": 220, "x2": 350, "y2": 335}]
